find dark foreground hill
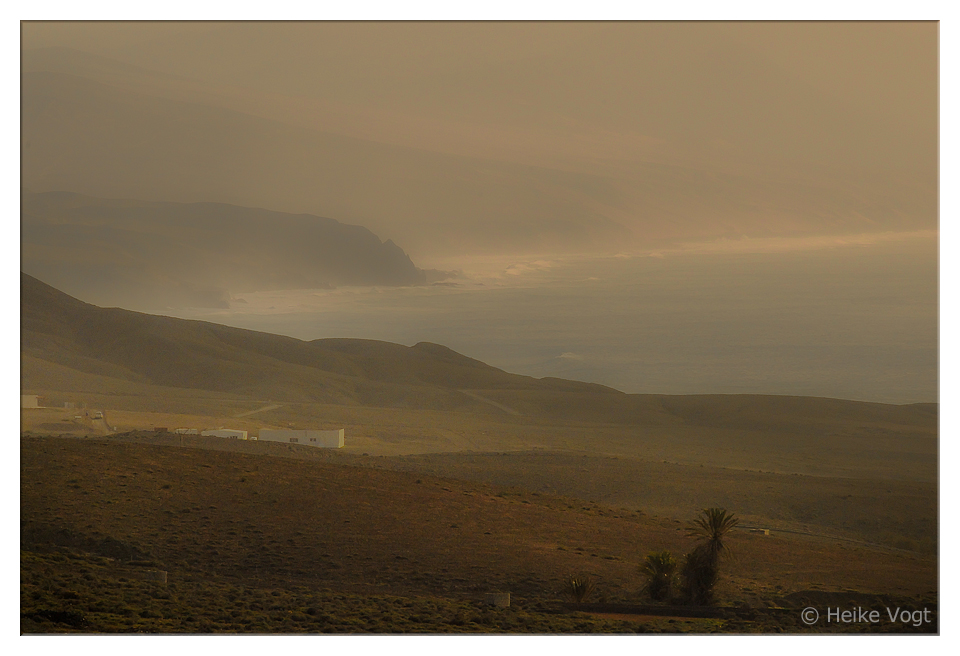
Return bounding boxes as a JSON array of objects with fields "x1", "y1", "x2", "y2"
[
  {"x1": 21, "y1": 190, "x2": 428, "y2": 310},
  {"x1": 20, "y1": 436, "x2": 937, "y2": 633}
]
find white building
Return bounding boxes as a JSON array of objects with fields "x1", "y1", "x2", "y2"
[
  {"x1": 258, "y1": 429, "x2": 344, "y2": 448},
  {"x1": 21, "y1": 395, "x2": 40, "y2": 409},
  {"x1": 201, "y1": 429, "x2": 249, "y2": 440},
  {"x1": 174, "y1": 428, "x2": 199, "y2": 435}
]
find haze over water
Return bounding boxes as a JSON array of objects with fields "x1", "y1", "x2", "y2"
[
  {"x1": 171, "y1": 233, "x2": 937, "y2": 405},
  {"x1": 19, "y1": 22, "x2": 938, "y2": 407}
]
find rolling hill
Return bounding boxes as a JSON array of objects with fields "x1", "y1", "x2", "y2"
[
  {"x1": 22, "y1": 272, "x2": 936, "y2": 460},
  {"x1": 21, "y1": 272, "x2": 617, "y2": 409}
]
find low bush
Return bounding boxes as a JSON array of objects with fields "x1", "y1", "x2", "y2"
[
  {"x1": 640, "y1": 551, "x2": 677, "y2": 601},
  {"x1": 562, "y1": 576, "x2": 596, "y2": 607}
]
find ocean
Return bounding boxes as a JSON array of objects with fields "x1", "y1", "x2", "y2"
[{"x1": 169, "y1": 233, "x2": 938, "y2": 404}]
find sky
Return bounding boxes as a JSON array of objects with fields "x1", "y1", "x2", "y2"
[{"x1": 19, "y1": 20, "x2": 938, "y2": 260}]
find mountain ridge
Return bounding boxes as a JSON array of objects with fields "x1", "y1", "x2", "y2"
[
  {"x1": 21, "y1": 272, "x2": 622, "y2": 409},
  {"x1": 21, "y1": 190, "x2": 428, "y2": 311},
  {"x1": 22, "y1": 272, "x2": 936, "y2": 435}
]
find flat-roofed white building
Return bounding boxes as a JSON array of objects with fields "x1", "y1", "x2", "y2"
[
  {"x1": 21, "y1": 395, "x2": 40, "y2": 409},
  {"x1": 174, "y1": 428, "x2": 199, "y2": 435},
  {"x1": 258, "y1": 429, "x2": 344, "y2": 448},
  {"x1": 201, "y1": 429, "x2": 249, "y2": 440}
]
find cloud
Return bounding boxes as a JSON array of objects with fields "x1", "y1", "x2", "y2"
[
  {"x1": 673, "y1": 230, "x2": 937, "y2": 256},
  {"x1": 503, "y1": 260, "x2": 557, "y2": 276}
]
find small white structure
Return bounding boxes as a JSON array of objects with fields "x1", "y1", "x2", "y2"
[
  {"x1": 134, "y1": 569, "x2": 168, "y2": 584},
  {"x1": 174, "y1": 428, "x2": 199, "y2": 435},
  {"x1": 484, "y1": 593, "x2": 511, "y2": 607},
  {"x1": 202, "y1": 429, "x2": 249, "y2": 440},
  {"x1": 258, "y1": 429, "x2": 344, "y2": 448},
  {"x1": 21, "y1": 395, "x2": 40, "y2": 409}
]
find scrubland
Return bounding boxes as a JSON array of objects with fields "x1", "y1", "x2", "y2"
[
  {"x1": 21, "y1": 434, "x2": 936, "y2": 633},
  {"x1": 21, "y1": 274, "x2": 938, "y2": 633}
]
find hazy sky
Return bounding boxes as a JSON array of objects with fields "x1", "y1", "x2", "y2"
[
  {"x1": 13, "y1": 18, "x2": 945, "y2": 406},
  {"x1": 20, "y1": 21, "x2": 938, "y2": 259}
]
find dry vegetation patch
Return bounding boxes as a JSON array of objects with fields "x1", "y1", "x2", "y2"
[{"x1": 21, "y1": 436, "x2": 936, "y2": 633}]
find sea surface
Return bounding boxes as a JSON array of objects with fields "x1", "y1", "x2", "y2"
[{"x1": 169, "y1": 233, "x2": 938, "y2": 404}]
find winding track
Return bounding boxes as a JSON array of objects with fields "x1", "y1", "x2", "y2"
[
  {"x1": 233, "y1": 404, "x2": 284, "y2": 418},
  {"x1": 458, "y1": 390, "x2": 522, "y2": 416}
]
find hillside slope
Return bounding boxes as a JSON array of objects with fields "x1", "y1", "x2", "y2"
[
  {"x1": 21, "y1": 272, "x2": 616, "y2": 408},
  {"x1": 21, "y1": 272, "x2": 938, "y2": 437},
  {"x1": 21, "y1": 190, "x2": 426, "y2": 311}
]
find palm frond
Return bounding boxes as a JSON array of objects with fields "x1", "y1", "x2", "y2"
[
  {"x1": 639, "y1": 551, "x2": 677, "y2": 601},
  {"x1": 686, "y1": 508, "x2": 739, "y2": 554},
  {"x1": 639, "y1": 551, "x2": 677, "y2": 577}
]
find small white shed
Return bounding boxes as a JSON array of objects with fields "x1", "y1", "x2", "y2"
[
  {"x1": 201, "y1": 429, "x2": 249, "y2": 440},
  {"x1": 21, "y1": 395, "x2": 40, "y2": 409},
  {"x1": 258, "y1": 429, "x2": 344, "y2": 448}
]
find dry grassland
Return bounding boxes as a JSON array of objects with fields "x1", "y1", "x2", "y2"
[{"x1": 21, "y1": 436, "x2": 936, "y2": 633}]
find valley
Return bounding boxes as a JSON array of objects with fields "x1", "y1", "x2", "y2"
[{"x1": 19, "y1": 272, "x2": 938, "y2": 633}]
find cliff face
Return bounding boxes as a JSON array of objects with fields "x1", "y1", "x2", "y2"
[{"x1": 21, "y1": 191, "x2": 426, "y2": 310}]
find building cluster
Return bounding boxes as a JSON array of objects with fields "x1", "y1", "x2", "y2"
[
  {"x1": 260, "y1": 429, "x2": 345, "y2": 448},
  {"x1": 22, "y1": 395, "x2": 83, "y2": 410},
  {"x1": 169, "y1": 427, "x2": 345, "y2": 449},
  {"x1": 21, "y1": 393, "x2": 345, "y2": 450}
]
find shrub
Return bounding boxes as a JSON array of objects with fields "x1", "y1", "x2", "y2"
[
  {"x1": 679, "y1": 545, "x2": 719, "y2": 605},
  {"x1": 639, "y1": 551, "x2": 677, "y2": 601},
  {"x1": 562, "y1": 576, "x2": 596, "y2": 607}
]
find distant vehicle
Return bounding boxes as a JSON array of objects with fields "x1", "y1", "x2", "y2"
[{"x1": 93, "y1": 411, "x2": 103, "y2": 419}]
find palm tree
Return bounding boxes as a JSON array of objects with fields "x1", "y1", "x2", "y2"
[
  {"x1": 680, "y1": 508, "x2": 739, "y2": 605},
  {"x1": 639, "y1": 551, "x2": 677, "y2": 601},
  {"x1": 686, "y1": 507, "x2": 739, "y2": 556}
]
